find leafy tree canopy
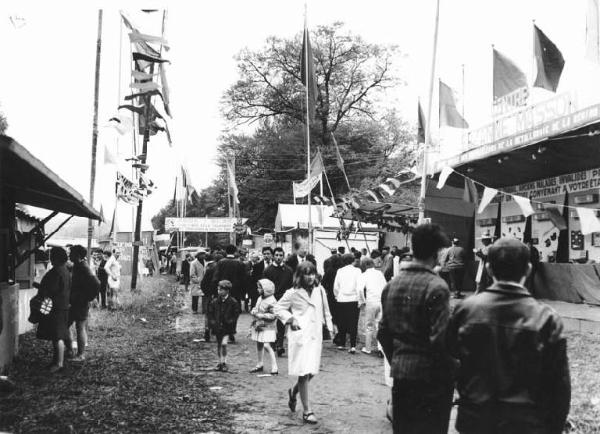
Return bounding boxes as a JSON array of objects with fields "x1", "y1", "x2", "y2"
[{"x1": 153, "y1": 22, "x2": 418, "y2": 234}]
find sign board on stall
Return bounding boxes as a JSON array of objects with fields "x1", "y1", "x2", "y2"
[
  {"x1": 165, "y1": 217, "x2": 248, "y2": 233},
  {"x1": 434, "y1": 92, "x2": 600, "y2": 171}
]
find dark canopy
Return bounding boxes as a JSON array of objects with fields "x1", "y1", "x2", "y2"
[{"x1": 0, "y1": 135, "x2": 101, "y2": 220}]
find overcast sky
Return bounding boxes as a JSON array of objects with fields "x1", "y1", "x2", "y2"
[{"x1": 1, "y1": 0, "x2": 598, "y2": 227}]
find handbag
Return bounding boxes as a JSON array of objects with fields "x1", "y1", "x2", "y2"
[
  {"x1": 319, "y1": 287, "x2": 331, "y2": 340},
  {"x1": 28, "y1": 294, "x2": 53, "y2": 324}
]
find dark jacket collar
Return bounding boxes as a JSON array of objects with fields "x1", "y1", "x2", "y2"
[
  {"x1": 402, "y1": 262, "x2": 436, "y2": 275},
  {"x1": 484, "y1": 281, "x2": 532, "y2": 297}
]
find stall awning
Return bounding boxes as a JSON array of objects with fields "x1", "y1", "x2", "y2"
[
  {"x1": 1, "y1": 136, "x2": 101, "y2": 220},
  {"x1": 434, "y1": 120, "x2": 600, "y2": 189}
]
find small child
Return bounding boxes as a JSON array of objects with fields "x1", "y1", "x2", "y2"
[
  {"x1": 207, "y1": 280, "x2": 240, "y2": 372},
  {"x1": 249, "y1": 279, "x2": 278, "y2": 375}
]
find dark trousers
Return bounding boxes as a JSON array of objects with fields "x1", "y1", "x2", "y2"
[
  {"x1": 336, "y1": 301, "x2": 359, "y2": 348},
  {"x1": 97, "y1": 282, "x2": 107, "y2": 308},
  {"x1": 449, "y1": 267, "x2": 466, "y2": 294},
  {"x1": 201, "y1": 295, "x2": 210, "y2": 314},
  {"x1": 456, "y1": 403, "x2": 548, "y2": 434},
  {"x1": 275, "y1": 319, "x2": 285, "y2": 350},
  {"x1": 392, "y1": 378, "x2": 453, "y2": 434},
  {"x1": 191, "y1": 296, "x2": 199, "y2": 313}
]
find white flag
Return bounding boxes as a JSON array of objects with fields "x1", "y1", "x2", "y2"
[
  {"x1": 437, "y1": 166, "x2": 453, "y2": 189},
  {"x1": 513, "y1": 195, "x2": 534, "y2": 217},
  {"x1": 477, "y1": 187, "x2": 498, "y2": 214},
  {"x1": 586, "y1": 0, "x2": 600, "y2": 63},
  {"x1": 293, "y1": 175, "x2": 320, "y2": 198},
  {"x1": 577, "y1": 207, "x2": 600, "y2": 234}
]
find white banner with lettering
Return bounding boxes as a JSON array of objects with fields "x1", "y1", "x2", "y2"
[{"x1": 165, "y1": 217, "x2": 248, "y2": 233}]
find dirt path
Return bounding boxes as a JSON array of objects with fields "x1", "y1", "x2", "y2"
[{"x1": 175, "y1": 299, "x2": 393, "y2": 433}]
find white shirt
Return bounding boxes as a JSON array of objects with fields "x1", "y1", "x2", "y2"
[
  {"x1": 357, "y1": 268, "x2": 387, "y2": 305},
  {"x1": 333, "y1": 264, "x2": 362, "y2": 302}
]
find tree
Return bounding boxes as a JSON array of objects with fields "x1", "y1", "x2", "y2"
[
  {"x1": 223, "y1": 22, "x2": 400, "y2": 146},
  {"x1": 0, "y1": 107, "x2": 8, "y2": 135}
]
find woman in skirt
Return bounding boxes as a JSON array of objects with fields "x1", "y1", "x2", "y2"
[{"x1": 249, "y1": 279, "x2": 278, "y2": 375}]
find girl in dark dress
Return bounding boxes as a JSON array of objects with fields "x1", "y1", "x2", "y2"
[{"x1": 36, "y1": 247, "x2": 71, "y2": 372}]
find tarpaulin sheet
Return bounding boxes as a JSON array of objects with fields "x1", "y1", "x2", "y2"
[{"x1": 533, "y1": 263, "x2": 600, "y2": 305}]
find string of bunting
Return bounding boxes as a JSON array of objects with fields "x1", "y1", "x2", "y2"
[{"x1": 437, "y1": 166, "x2": 600, "y2": 235}]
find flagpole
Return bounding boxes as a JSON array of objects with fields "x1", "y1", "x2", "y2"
[
  {"x1": 131, "y1": 10, "x2": 166, "y2": 290},
  {"x1": 87, "y1": 9, "x2": 103, "y2": 264},
  {"x1": 304, "y1": 8, "x2": 313, "y2": 254},
  {"x1": 418, "y1": 0, "x2": 441, "y2": 223},
  {"x1": 461, "y1": 63, "x2": 466, "y2": 152}
]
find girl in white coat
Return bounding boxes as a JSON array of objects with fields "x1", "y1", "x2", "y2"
[
  {"x1": 274, "y1": 261, "x2": 333, "y2": 425},
  {"x1": 249, "y1": 279, "x2": 278, "y2": 374}
]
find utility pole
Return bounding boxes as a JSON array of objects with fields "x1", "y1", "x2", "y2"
[{"x1": 87, "y1": 9, "x2": 103, "y2": 263}]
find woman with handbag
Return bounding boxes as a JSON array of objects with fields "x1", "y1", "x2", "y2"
[
  {"x1": 273, "y1": 261, "x2": 333, "y2": 425},
  {"x1": 249, "y1": 278, "x2": 278, "y2": 375},
  {"x1": 36, "y1": 247, "x2": 71, "y2": 373}
]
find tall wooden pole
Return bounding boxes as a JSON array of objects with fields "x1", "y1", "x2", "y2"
[
  {"x1": 131, "y1": 10, "x2": 166, "y2": 290},
  {"x1": 418, "y1": 0, "x2": 441, "y2": 223},
  {"x1": 87, "y1": 9, "x2": 103, "y2": 262},
  {"x1": 304, "y1": 9, "x2": 313, "y2": 254}
]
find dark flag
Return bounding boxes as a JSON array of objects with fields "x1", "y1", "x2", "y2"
[
  {"x1": 533, "y1": 24, "x2": 565, "y2": 92},
  {"x1": 417, "y1": 101, "x2": 426, "y2": 143},
  {"x1": 439, "y1": 80, "x2": 469, "y2": 128},
  {"x1": 301, "y1": 25, "x2": 318, "y2": 122},
  {"x1": 493, "y1": 48, "x2": 527, "y2": 99}
]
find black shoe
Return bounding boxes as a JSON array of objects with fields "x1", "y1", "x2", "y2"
[
  {"x1": 221, "y1": 363, "x2": 229, "y2": 372},
  {"x1": 277, "y1": 348, "x2": 285, "y2": 357},
  {"x1": 215, "y1": 363, "x2": 223, "y2": 371},
  {"x1": 229, "y1": 335, "x2": 236, "y2": 344},
  {"x1": 249, "y1": 366, "x2": 264, "y2": 373}
]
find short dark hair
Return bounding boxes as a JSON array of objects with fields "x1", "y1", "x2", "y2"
[
  {"x1": 205, "y1": 253, "x2": 214, "y2": 262},
  {"x1": 342, "y1": 253, "x2": 355, "y2": 266},
  {"x1": 411, "y1": 224, "x2": 450, "y2": 261},
  {"x1": 262, "y1": 246, "x2": 274, "y2": 254},
  {"x1": 488, "y1": 238, "x2": 530, "y2": 282},
  {"x1": 50, "y1": 247, "x2": 68, "y2": 265},
  {"x1": 354, "y1": 251, "x2": 362, "y2": 259},
  {"x1": 338, "y1": 246, "x2": 345, "y2": 254},
  {"x1": 69, "y1": 245, "x2": 87, "y2": 260},
  {"x1": 370, "y1": 249, "x2": 381, "y2": 259},
  {"x1": 294, "y1": 241, "x2": 301, "y2": 250},
  {"x1": 293, "y1": 261, "x2": 318, "y2": 289},
  {"x1": 225, "y1": 244, "x2": 237, "y2": 255},
  {"x1": 103, "y1": 250, "x2": 112, "y2": 257},
  {"x1": 218, "y1": 280, "x2": 232, "y2": 290},
  {"x1": 273, "y1": 247, "x2": 285, "y2": 255}
]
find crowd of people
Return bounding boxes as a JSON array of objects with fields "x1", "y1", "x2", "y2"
[
  {"x1": 179, "y1": 229, "x2": 571, "y2": 432},
  {"x1": 29, "y1": 228, "x2": 571, "y2": 432}
]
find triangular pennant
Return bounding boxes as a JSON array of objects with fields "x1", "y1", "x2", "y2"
[
  {"x1": 437, "y1": 166, "x2": 454, "y2": 189},
  {"x1": 132, "y1": 51, "x2": 169, "y2": 65},
  {"x1": 512, "y1": 195, "x2": 534, "y2": 217},
  {"x1": 366, "y1": 190, "x2": 381, "y2": 203},
  {"x1": 576, "y1": 207, "x2": 600, "y2": 235},
  {"x1": 545, "y1": 206, "x2": 567, "y2": 231},
  {"x1": 130, "y1": 81, "x2": 160, "y2": 92},
  {"x1": 462, "y1": 178, "x2": 478, "y2": 204},
  {"x1": 477, "y1": 187, "x2": 498, "y2": 214}
]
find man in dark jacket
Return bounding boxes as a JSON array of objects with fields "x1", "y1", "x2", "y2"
[
  {"x1": 379, "y1": 224, "x2": 454, "y2": 433},
  {"x1": 447, "y1": 238, "x2": 570, "y2": 434},
  {"x1": 200, "y1": 253, "x2": 219, "y2": 341},
  {"x1": 285, "y1": 241, "x2": 316, "y2": 271},
  {"x1": 264, "y1": 246, "x2": 294, "y2": 356},
  {"x1": 212, "y1": 245, "x2": 246, "y2": 342},
  {"x1": 65, "y1": 245, "x2": 100, "y2": 361},
  {"x1": 443, "y1": 237, "x2": 467, "y2": 298}
]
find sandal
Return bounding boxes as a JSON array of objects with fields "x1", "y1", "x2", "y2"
[
  {"x1": 303, "y1": 412, "x2": 318, "y2": 424},
  {"x1": 288, "y1": 388, "x2": 297, "y2": 412}
]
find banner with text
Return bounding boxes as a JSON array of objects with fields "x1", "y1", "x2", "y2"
[{"x1": 165, "y1": 217, "x2": 248, "y2": 233}]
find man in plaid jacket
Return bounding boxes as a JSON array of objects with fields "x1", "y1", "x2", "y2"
[{"x1": 379, "y1": 224, "x2": 455, "y2": 434}]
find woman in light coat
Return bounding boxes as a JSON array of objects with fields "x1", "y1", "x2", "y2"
[
  {"x1": 274, "y1": 261, "x2": 333, "y2": 425},
  {"x1": 104, "y1": 250, "x2": 121, "y2": 308}
]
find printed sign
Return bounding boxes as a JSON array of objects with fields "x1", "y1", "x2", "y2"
[{"x1": 165, "y1": 217, "x2": 248, "y2": 233}]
